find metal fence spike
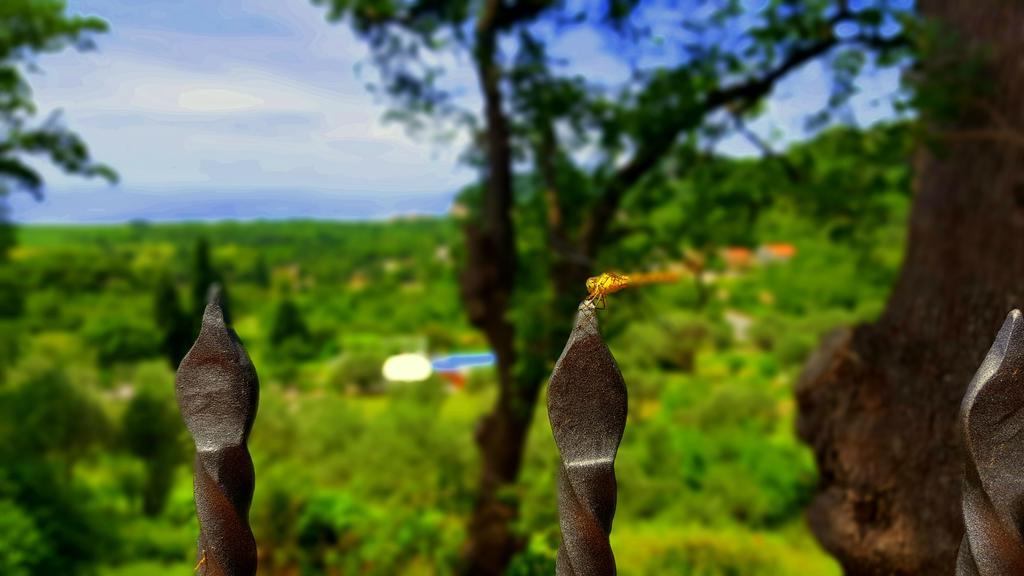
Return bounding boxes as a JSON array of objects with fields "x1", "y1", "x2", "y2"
[
  {"x1": 956, "y1": 309, "x2": 1024, "y2": 575},
  {"x1": 176, "y1": 285, "x2": 259, "y2": 576},
  {"x1": 548, "y1": 306, "x2": 628, "y2": 575}
]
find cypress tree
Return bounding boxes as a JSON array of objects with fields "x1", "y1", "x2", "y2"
[
  {"x1": 191, "y1": 237, "x2": 231, "y2": 328},
  {"x1": 153, "y1": 273, "x2": 192, "y2": 368},
  {"x1": 121, "y1": 386, "x2": 184, "y2": 516},
  {"x1": 192, "y1": 237, "x2": 215, "y2": 319},
  {"x1": 269, "y1": 297, "x2": 309, "y2": 348}
]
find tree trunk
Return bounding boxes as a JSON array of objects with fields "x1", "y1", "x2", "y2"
[
  {"x1": 460, "y1": 240, "x2": 586, "y2": 575},
  {"x1": 797, "y1": 3, "x2": 1024, "y2": 574},
  {"x1": 463, "y1": 372, "x2": 542, "y2": 574},
  {"x1": 459, "y1": 2, "x2": 524, "y2": 572}
]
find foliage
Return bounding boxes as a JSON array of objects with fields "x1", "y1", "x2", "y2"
[
  {"x1": 269, "y1": 297, "x2": 312, "y2": 355},
  {"x1": 0, "y1": 0, "x2": 117, "y2": 381},
  {"x1": 0, "y1": 498, "x2": 46, "y2": 576},
  {"x1": 312, "y1": 0, "x2": 911, "y2": 169},
  {"x1": 153, "y1": 273, "x2": 192, "y2": 368},
  {"x1": 328, "y1": 350, "x2": 388, "y2": 394},
  {"x1": 0, "y1": 0, "x2": 116, "y2": 203},
  {"x1": 120, "y1": 367, "x2": 186, "y2": 517},
  {"x1": 0, "y1": 264, "x2": 23, "y2": 318},
  {"x1": 192, "y1": 236, "x2": 228, "y2": 323},
  {"x1": 4, "y1": 122, "x2": 913, "y2": 574},
  {"x1": 250, "y1": 379, "x2": 472, "y2": 574},
  {"x1": 311, "y1": 2, "x2": 916, "y2": 565},
  {"x1": 82, "y1": 313, "x2": 162, "y2": 369},
  {"x1": 0, "y1": 367, "x2": 113, "y2": 575},
  {"x1": 1, "y1": 365, "x2": 109, "y2": 464},
  {"x1": 612, "y1": 524, "x2": 839, "y2": 576},
  {"x1": 0, "y1": 319, "x2": 17, "y2": 383}
]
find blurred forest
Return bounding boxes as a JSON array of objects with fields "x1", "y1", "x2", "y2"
[
  {"x1": 1, "y1": 122, "x2": 912, "y2": 575},
  {"x1": 4, "y1": 0, "x2": 1024, "y2": 575},
  {"x1": 307, "y1": 1, "x2": 915, "y2": 571}
]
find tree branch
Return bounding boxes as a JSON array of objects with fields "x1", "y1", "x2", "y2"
[
  {"x1": 578, "y1": 25, "x2": 906, "y2": 258},
  {"x1": 732, "y1": 113, "x2": 802, "y2": 183},
  {"x1": 457, "y1": 0, "x2": 518, "y2": 369},
  {"x1": 939, "y1": 128, "x2": 1024, "y2": 149},
  {"x1": 535, "y1": 121, "x2": 568, "y2": 247}
]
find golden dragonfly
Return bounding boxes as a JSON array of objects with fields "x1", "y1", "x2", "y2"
[{"x1": 582, "y1": 270, "x2": 683, "y2": 309}]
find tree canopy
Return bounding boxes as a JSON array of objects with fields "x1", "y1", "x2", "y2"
[
  {"x1": 314, "y1": 1, "x2": 916, "y2": 573},
  {"x1": 314, "y1": 0, "x2": 910, "y2": 258},
  {"x1": 0, "y1": 0, "x2": 116, "y2": 200}
]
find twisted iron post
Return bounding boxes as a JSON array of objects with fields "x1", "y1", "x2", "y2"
[
  {"x1": 956, "y1": 309, "x2": 1024, "y2": 575},
  {"x1": 176, "y1": 287, "x2": 259, "y2": 576},
  {"x1": 548, "y1": 305, "x2": 628, "y2": 575}
]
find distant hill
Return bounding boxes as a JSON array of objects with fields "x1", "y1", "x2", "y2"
[{"x1": 9, "y1": 187, "x2": 457, "y2": 223}]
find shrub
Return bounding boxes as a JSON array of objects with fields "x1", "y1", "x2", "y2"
[
  {"x1": 82, "y1": 315, "x2": 162, "y2": 369},
  {"x1": 2, "y1": 367, "x2": 110, "y2": 462},
  {"x1": 0, "y1": 266, "x2": 24, "y2": 319},
  {"x1": 270, "y1": 298, "x2": 310, "y2": 347},
  {"x1": 269, "y1": 298, "x2": 315, "y2": 363},
  {"x1": 0, "y1": 499, "x2": 47, "y2": 576},
  {"x1": 614, "y1": 312, "x2": 729, "y2": 375},
  {"x1": 328, "y1": 351, "x2": 387, "y2": 394},
  {"x1": 121, "y1": 384, "x2": 186, "y2": 517},
  {"x1": 152, "y1": 274, "x2": 192, "y2": 367}
]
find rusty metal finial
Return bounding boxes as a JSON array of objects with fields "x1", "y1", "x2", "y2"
[
  {"x1": 548, "y1": 306, "x2": 628, "y2": 575},
  {"x1": 956, "y1": 309, "x2": 1024, "y2": 575},
  {"x1": 176, "y1": 285, "x2": 259, "y2": 576}
]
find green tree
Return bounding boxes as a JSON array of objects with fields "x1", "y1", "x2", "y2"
[
  {"x1": 270, "y1": 297, "x2": 310, "y2": 348},
  {"x1": 608, "y1": 123, "x2": 913, "y2": 286},
  {"x1": 269, "y1": 296, "x2": 315, "y2": 369},
  {"x1": 0, "y1": 367, "x2": 109, "y2": 470},
  {"x1": 0, "y1": 368, "x2": 112, "y2": 575},
  {"x1": 0, "y1": 0, "x2": 116, "y2": 259},
  {"x1": 328, "y1": 350, "x2": 387, "y2": 394},
  {"x1": 0, "y1": 266, "x2": 23, "y2": 382},
  {"x1": 192, "y1": 236, "x2": 231, "y2": 326},
  {"x1": 82, "y1": 313, "x2": 162, "y2": 369},
  {"x1": 0, "y1": 266, "x2": 22, "y2": 319},
  {"x1": 0, "y1": 498, "x2": 47, "y2": 576},
  {"x1": 312, "y1": 1, "x2": 911, "y2": 571},
  {"x1": 798, "y1": 4, "x2": 1024, "y2": 573},
  {"x1": 0, "y1": 0, "x2": 115, "y2": 387},
  {"x1": 121, "y1": 384, "x2": 185, "y2": 517},
  {"x1": 153, "y1": 273, "x2": 193, "y2": 367},
  {"x1": 251, "y1": 253, "x2": 271, "y2": 288}
]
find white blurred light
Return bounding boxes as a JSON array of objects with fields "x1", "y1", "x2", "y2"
[{"x1": 382, "y1": 353, "x2": 433, "y2": 382}]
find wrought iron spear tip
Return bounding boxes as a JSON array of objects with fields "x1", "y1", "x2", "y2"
[
  {"x1": 956, "y1": 309, "x2": 1024, "y2": 576},
  {"x1": 548, "y1": 306, "x2": 628, "y2": 576},
  {"x1": 206, "y1": 282, "x2": 225, "y2": 316},
  {"x1": 177, "y1": 284, "x2": 259, "y2": 447},
  {"x1": 176, "y1": 285, "x2": 259, "y2": 576}
]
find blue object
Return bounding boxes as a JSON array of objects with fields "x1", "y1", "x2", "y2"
[{"x1": 431, "y1": 352, "x2": 496, "y2": 372}]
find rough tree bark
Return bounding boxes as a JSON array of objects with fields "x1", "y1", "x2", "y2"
[
  {"x1": 796, "y1": 3, "x2": 1024, "y2": 574},
  {"x1": 458, "y1": 1, "x2": 527, "y2": 573}
]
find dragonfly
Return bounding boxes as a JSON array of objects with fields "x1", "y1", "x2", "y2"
[{"x1": 582, "y1": 270, "x2": 683, "y2": 309}]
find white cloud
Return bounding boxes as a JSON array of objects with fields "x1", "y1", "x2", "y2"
[
  {"x1": 17, "y1": 0, "x2": 901, "y2": 222},
  {"x1": 23, "y1": 1, "x2": 476, "y2": 199},
  {"x1": 176, "y1": 88, "x2": 266, "y2": 112}
]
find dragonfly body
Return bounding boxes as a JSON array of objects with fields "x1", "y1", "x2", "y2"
[{"x1": 583, "y1": 270, "x2": 681, "y2": 308}]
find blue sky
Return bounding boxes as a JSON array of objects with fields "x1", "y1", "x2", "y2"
[{"x1": 10, "y1": 0, "x2": 902, "y2": 223}]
